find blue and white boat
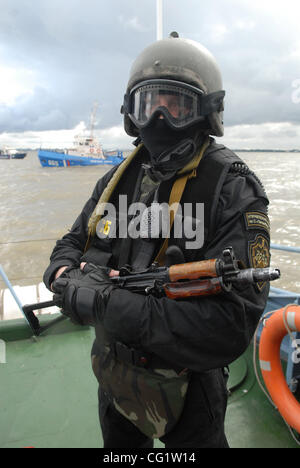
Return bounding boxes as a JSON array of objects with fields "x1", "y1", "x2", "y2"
[
  {"x1": 38, "y1": 133, "x2": 124, "y2": 168},
  {"x1": 0, "y1": 149, "x2": 10, "y2": 160},
  {"x1": 38, "y1": 147, "x2": 124, "y2": 168},
  {"x1": 0, "y1": 148, "x2": 27, "y2": 160},
  {"x1": 38, "y1": 103, "x2": 124, "y2": 167}
]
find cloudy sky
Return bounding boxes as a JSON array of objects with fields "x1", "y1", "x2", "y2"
[{"x1": 0, "y1": 0, "x2": 300, "y2": 150}]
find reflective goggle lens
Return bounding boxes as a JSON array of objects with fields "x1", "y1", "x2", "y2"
[{"x1": 129, "y1": 81, "x2": 203, "y2": 129}]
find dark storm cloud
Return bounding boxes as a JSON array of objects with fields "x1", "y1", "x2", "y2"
[
  {"x1": 0, "y1": 0, "x2": 299, "y2": 134},
  {"x1": 0, "y1": 0, "x2": 155, "y2": 133}
]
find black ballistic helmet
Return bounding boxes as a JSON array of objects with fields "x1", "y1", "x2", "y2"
[{"x1": 121, "y1": 33, "x2": 225, "y2": 137}]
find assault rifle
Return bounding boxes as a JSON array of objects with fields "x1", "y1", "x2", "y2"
[
  {"x1": 22, "y1": 247, "x2": 280, "y2": 335},
  {"x1": 111, "y1": 246, "x2": 280, "y2": 298}
]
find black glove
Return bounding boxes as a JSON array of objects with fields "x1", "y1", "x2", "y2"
[
  {"x1": 59, "y1": 265, "x2": 85, "y2": 280},
  {"x1": 52, "y1": 266, "x2": 116, "y2": 326}
]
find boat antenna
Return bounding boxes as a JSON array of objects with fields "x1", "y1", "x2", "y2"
[
  {"x1": 156, "y1": 0, "x2": 163, "y2": 40},
  {"x1": 89, "y1": 101, "x2": 99, "y2": 138}
]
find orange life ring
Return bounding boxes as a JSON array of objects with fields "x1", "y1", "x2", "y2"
[{"x1": 259, "y1": 305, "x2": 300, "y2": 432}]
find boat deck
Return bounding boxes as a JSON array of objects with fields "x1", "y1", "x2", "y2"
[{"x1": 0, "y1": 315, "x2": 299, "y2": 448}]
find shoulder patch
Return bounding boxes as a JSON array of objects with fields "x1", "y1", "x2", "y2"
[
  {"x1": 244, "y1": 211, "x2": 270, "y2": 235},
  {"x1": 248, "y1": 234, "x2": 270, "y2": 291}
]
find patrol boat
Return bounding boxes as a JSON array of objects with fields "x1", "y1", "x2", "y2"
[
  {"x1": 0, "y1": 243, "x2": 300, "y2": 448},
  {"x1": 38, "y1": 104, "x2": 124, "y2": 168},
  {"x1": 38, "y1": 139, "x2": 124, "y2": 168}
]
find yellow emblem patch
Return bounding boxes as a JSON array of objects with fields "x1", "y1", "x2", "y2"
[
  {"x1": 96, "y1": 216, "x2": 116, "y2": 240},
  {"x1": 249, "y1": 234, "x2": 270, "y2": 291}
]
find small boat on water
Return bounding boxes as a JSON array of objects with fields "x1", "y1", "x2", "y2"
[
  {"x1": 11, "y1": 152, "x2": 27, "y2": 160},
  {"x1": 0, "y1": 150, "x2": 10, "y2": 160},
  {"x1": 0, "y1": 148, "x2": 27, "y2": 160}
]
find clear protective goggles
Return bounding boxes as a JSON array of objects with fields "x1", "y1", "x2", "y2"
[{"x1": 123, "y1": 79, "x2": 225, "y2": 130}]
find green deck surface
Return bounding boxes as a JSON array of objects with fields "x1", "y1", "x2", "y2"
[{"x1": 0, "y1": 316, "x2": 299, "y2": 448}]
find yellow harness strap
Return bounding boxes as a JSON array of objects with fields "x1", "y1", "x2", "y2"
[
  {"x1": 154, "y1": 137, "x2": 210, "y2": 265},
  {"x1": 84, "y1": 137, "x2": 210, "y2": 258},
  {"x1": 84, "y1": 144, "x2": 143, "y2": 252}
]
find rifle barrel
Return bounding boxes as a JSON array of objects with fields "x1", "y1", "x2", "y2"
[{"x1": 230, "y1": 268, "x2": 280, "y2": 284}]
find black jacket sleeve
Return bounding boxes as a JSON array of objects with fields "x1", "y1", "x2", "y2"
[
  {"x1": 43, "y1": 167, "x2": 118, "y2": 289},
  {"x1": 103, "y1": 172, "x2": 271, "y2": 372}
]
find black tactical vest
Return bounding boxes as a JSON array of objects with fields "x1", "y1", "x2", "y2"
[{"x1": 81, "y1": 138, "x2": 267, "y2": 268}]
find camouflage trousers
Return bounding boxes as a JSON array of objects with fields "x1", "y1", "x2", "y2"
[
  {"x1": 91, "y1": 342, "x2": 229, "y2": 448},
  {"x1": 91, "y1": 344, "x2": 190, "y2": 439}
]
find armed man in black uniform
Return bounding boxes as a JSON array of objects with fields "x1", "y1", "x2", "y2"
[{"x1": 44, "y1": 33, "x2": 271, "y2": 448}]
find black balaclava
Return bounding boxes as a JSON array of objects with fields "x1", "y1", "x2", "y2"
[{"x1": 140, "y1": 118, "x2": 205, "y2": 182}]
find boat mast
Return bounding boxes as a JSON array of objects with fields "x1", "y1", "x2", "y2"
[
  {"x1": 89, "y1": 101, "x2": 99, "y2": 139},
  {"x1": 156, "y1": 0, "x2": 163, "y2": 40}
]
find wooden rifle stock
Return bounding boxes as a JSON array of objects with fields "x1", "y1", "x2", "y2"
[{"x1": 164, "y1": 277, "x2": 223, "y2": 299}]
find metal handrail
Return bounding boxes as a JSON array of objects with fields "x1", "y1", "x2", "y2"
[
  {"x1": 269, "y1": 243, "x2": 300, "y2": 296},
  {"x1": 271, "y1": 243, "x2": 300, "y2": 254},
  {"x1": 0, "y1": 264, "x2": 33, "y2": 329},
  {"x1": 269, "y1": 286, "x2": 300, "y2": 297},
  {"x1": 0, "y1": 265, "x2": 24, "y2": 314}
]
